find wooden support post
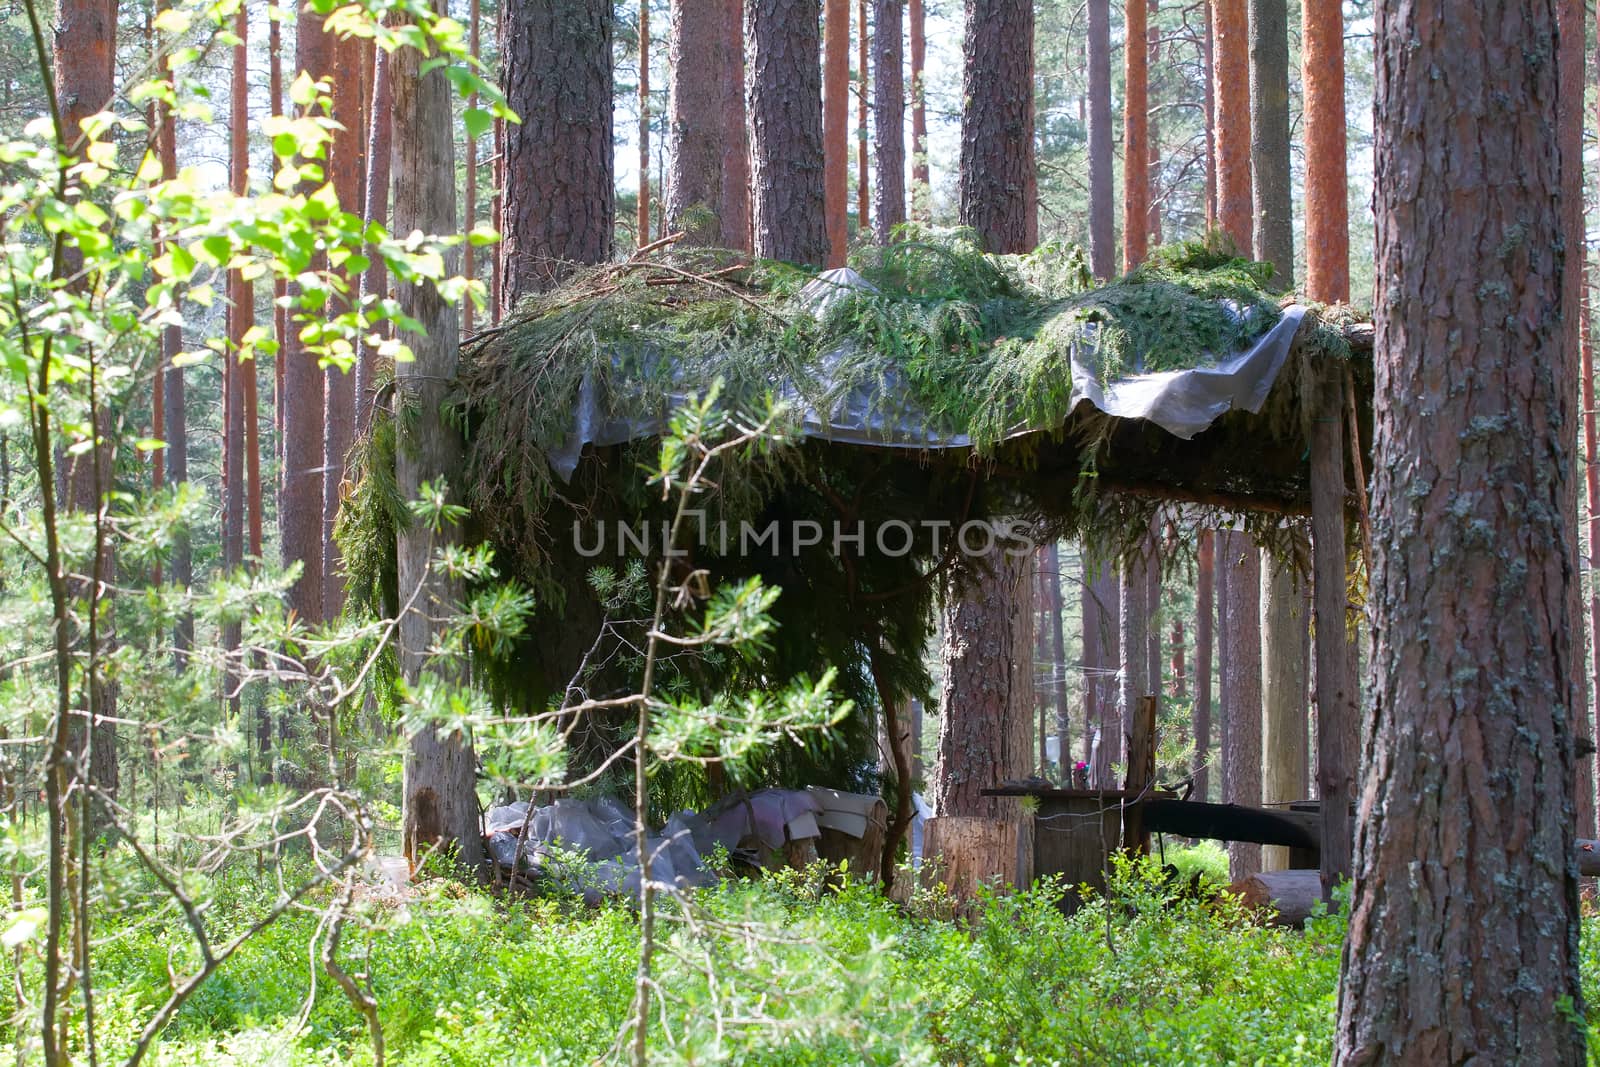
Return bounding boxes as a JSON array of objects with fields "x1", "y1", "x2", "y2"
[
  {"x1": 1310, "y1": 365, "x2": 1355, "y2": 900},
  {"x1": 1123, "y1": 694, "x2": 1157, "y2": 853}
]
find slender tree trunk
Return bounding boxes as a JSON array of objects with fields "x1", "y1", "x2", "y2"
[
  {"x1": 1216, "y1": 533, "x2": 1231, "y2": 802},
  {"x1": 223, "y1": 0, "x2": 250, "y2": 716},
  {"x1": 281, "y1": 0, "x2": 333, "y2": 627},
  {"x1": 1122, "y1": 0, "x2": 1148, "y2": 270},
  {"x1": 856, "y1": 0, "x2": 868, "y2": 234},
  {"x1": 1146, "y1": 0, "x2": 1161, "y2": 246},
  {"x1": 499, "y1": 0, "x2": 614, "y2": 304},
  {"x1": 1211, "y1": 0, "x2": 1250, "y2": 248},
  {"x1": 1301, "y1": 0, "x2": 1347, "y2": 302},
  {"x1": 491, "y1": 115, "x2": 504, "y2": 318},
  {"x1": 1558, "y1": 0, "x2": 1593, "y2": 842},
  {"x1": 356, "y1": 45, "x2": 393, "y2": 437},
  {"x1": 907, "y1": 0, "x2": 927, "y2": 220},
  {"x1": 1248, "y1": 0, "x2": 1291, "y2": 286},
  {"x1": 747, "y1": 0, "x2": 829, "y2": 266},
  {"x1": 1086, "y1": 0, "x2": 1113, "y2": 279},
  {"x1": 638, "y1": 0, "x2": 650, "y2": 246},
  {"x1": 463, "y1": 0, "x2": 479, "y2": 335},
  {"x1": 269, "y1": 4, "x2": 286, "y2": 477},
  {"x1": 1260, "y1": 545, "x2": 1308, "y2": 871},
  {"x1": 1084, "y1": 557, "x2": 1119, "y2": 782},
  {"x1": 823, "y1": 0, "x2": 850, "y2": 265},
  {"x1": 1586, "y1": 277, "x2": 1600, "y2": 841},
  {"x1": 1043, "y1": 542, "x2": 1068, "y2": 772},
  {"x1": 1221, "y1": 528, "x2": 1261, "y2": 878},
  {"x1": 871, "y1": 0, "x2": 904, "y2": 242},
  {"x1": 1202, "y1": 0, "x2": 1217, "y2": 229},
  {"x1": 1121, "y1": 541, "x2": 1153, "y2": 770},
  {"x1": 1336, "y1": 1, "x2": 1584, "y2": 1059},
  {"x1": 156, "y1": 10, "x2": 192, "y2": 649},
  {"x1": 393, "y1": 0, "x2": 484, "y2": 871},
  {"x1": 719, "y1": 0, "x2": 751, "y2": 250},
  {"x1": 959, "y1": 0, "x2": 1034, "y2": 253},
  {"x1": 1194, "y1": 529, "x2": 1214, "y2": 799}
]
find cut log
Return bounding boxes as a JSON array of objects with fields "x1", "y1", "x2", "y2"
[
  {"x1": 921, "y1": 815, "x2": 1032, "y2": 904},
  {"x1": 1231, "y1": 868, "x2": 1323, "y2": 927}
]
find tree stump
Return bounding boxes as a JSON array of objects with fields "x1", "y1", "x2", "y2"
[{"x1": 921, "y1": 814, "x2": 1034, "y2": 906}]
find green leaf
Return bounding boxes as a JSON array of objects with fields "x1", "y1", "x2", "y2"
[{"x1": 463, "y1": 107, "x2": 492, "y2": 140}]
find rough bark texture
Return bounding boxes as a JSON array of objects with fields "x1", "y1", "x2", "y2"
[
  {"x1": 322, "y1": 32, "x2": 365, "y2": 622},
  {"x1": 958, "y1": 0, "x2": 1035, "y2": 255},
  {"x1": 1083, "y1": 556, "x2": 1119, "y2": 781},
  {"x1": 1194, "y1": 529, "x2": 1215, "y2": 799},
  {"x1": 1247, "y1": 0, "x2": 1291, "y2": 287},
  {"x1": 281, "y1": 1, "x2": 332, "y2": 626},
  {"x1": 822, "y1": 0, "x2": 849, "y2": 266},
  {"x1": 871, "y1": 0, "x2": 905, "y2": 242},
  {"x1": 499, "y1": 0, "x2": 614, "y2": 306},
  {"x1": 1121, "y1": 0, "x2": 1147, "y2": 270},
  {"x1": 719, "y1": 0, "x2": 752, "y2": 250},
  {"x1": 1085, "y1": 0, "x2": 1113, "y2": 279},
  {"x1": 1585, "y1": 277, "x2": 1600, "y2": 839},
  {"x1": 907, "y1": 0, "x2": 928, "y2": 220},
  {"x1": 934, "y1": 562, "x2": 1032, "y2": 816},
  {"x1": 1335, "y1": 1, "x2": 1585, "y2": 1060},
  {"x1": 1221, "y1": 529, "x2": 1261, "y2": 878},
  {"x1": 666, "y1": 0, "x2": 727, "y2": 246},
  {"x1": 747, "y1": 0, "x2": 829, "y2": 266},
  {"x1": 1310, "y1": 367, "x2": 1354, "y2": 896},
  {"x1": 463, "y1": 0, "x2": 479, "y2": 336},
  {"x1": 1260, "y1": 545, "x2": 1308, "y2": 871},
  {"x1": 1211, "y1": 0, "x2": 1250, "y2": 249},
  {"x1": 638, "y1": 0, "x2": 650, "y2": 246},
  {"x1": 856, "y1": 0, "x2": 869, "y2": 233},
  {"x1": 393, "y1": 5, "x2": 484, "y2": 870},
  {"x1": 1301, "y1": 0, "x2": 1347, "y2": 302}
]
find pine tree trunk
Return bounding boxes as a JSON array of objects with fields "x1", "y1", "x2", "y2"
[
  {"x1": 907, "y1": 0, "x2": 927, "y2": 220},
  {"x1": 1194, "y1": 529, "x2": 1214, "y2": 799},
  {"x1": 1221, "y1": 529, "x2": 1260, "y2": 878},
  {"x1": 1122, "y1": 0, "x2": 1148, "y2": 270},
  {"x1": 463, "y1": 0, "x2": 480, "y2": 335},
  {"x1": 269, "y1": 7, "x2": 287, "y2": 476},
  {"x1": 666, "y1": 0, "x2": 728, "y2": 246},
  {"x1": 393, "y1": 2, "x2": 484, "y2": 870},
  {"x1": 1120, "y1": 542, "x2": 1153, "y2": 770},
  {"x1": 1043, "y1": 542, "x2": 1069, "y2": 771},
  {"x1": 637, "y1": 0, "x2": 650, "y2": 246},
  {"x1": 856, "y1": 0, "x2": 869, "y2": 234},
  {"x1": 1301, "y1": 0, "x2": 1347, "y2": 302},
  {"x1": 1146, "y1": 0, "x2": 1161, "y2": 247},
  {"x1": 1585, "y1": 277, "x2": 1600, "y2": 840},
  {"x1": 959, "y1": 0, "x2": 1035, "y2": 255},
  {"x1": 1247, "y1": 0, "x2": 1292, "y2": 286},
  {"x1": 281, "y1": 0, "x2": 332, "y2": 627},
  {"x1": 322, "y1": 32, "x2": 366, "y2": 622},
  {"x1": 157, "y1": 10, "x2": 192, "y2": 648},
  {"x1": 1335, "y1": 1, "x2": 1584, "y2": 1057},
  {"x1": 356, "y1": 45, "x2": 393, "y2": 437},
  {"x1": 720, "y1": 0, "x2": 752, "y2": 250},
  {"x1": 822, "y1": 0, "x2": 850, "y2": 266},
  {"x1": 500, "y1": 0, "x2": 614, "y2": 304},
  {"x1": 1083, "y1": 556, "x2": 1119, "y2": 782},
  {"x1": 1085, "y1": 0, "x2": 1113, "y2": 279},
  {"x1": 1211, "y1": 0, "x2": 1250, "y2": 249},
  {"x1": 870, "y1": 0, "x2": 904, "y2": 242},
  {"x1": 1260, "y1": 545, "x2": 1308, "y2": 871},
  {"x1": 748, "y1": 0, "x2": 829, "y2": 266},
  {"x1": 1202, "y1": 0, "x2": 1217, "y2": 229},
  {"x1": 223, "y1": 0, "x2": 250, "y2": 716}
]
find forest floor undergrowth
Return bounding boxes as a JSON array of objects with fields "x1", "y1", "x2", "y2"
[{"x1": 18, "y1": 846, "x2": 1600, "y2": 1066}]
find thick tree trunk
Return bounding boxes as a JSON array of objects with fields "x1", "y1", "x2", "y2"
[
  {"x1": 822, "y1": 0, "x2": 849, "y2": 265},
  {"x1": 1260, "y1": 546, "x2": 1308, "y2": 871},
  {"x1": 1194, "y1": 529, "x2": 1215, "y2": 799},
  {"x1": 1301, "y1": 0, "x2": 1347, "y2": 303},
  {"x1": 393, "y1": 4, "x2": 484, "y2": 871},
  {"x1": 281, "y1": 0, "x2": 332, "y2": 627},
  {"x1": 322, "y1": 32, "x2": 365, "y2": 622},
  {"x1": 719, "y1": 0, "x2": 751, "y2": 250},
  {"x1": 1085, "y1": 0, "x2": 1113, "y2": 279},
  {"x1": 747, "y1": 0, "x2": 829, "y2": 266},
  {"x1": 907, "y1": 0, "x2": 928, "y2": 220},
  {"x1": 870, "y1": 0, "x2": 904, "y2": 242},
  {"x1": 1335, "y1": 1, "x2": 1585, "y2": 1059},
  {"x1": 1221, "y1": 529, "x2": 1261, "y2": 879},
  {"x1": 934, "y1": 562, "x2": 1031, "y2": 816},
  {"x1": 499, "y1": 0, "x2": 613, "y2": 305},
  {"x1": 1121, "y1": 0, "x2": 1147, "y2": 270},
  {"x1": 958, "y1": 0, "x2": 1035, "y2": 255},
  {"x1": 666, "y1": 0, "x2": 727, "y2": 246},
  {"x1": 1247, "y1": 0, "x2": 1291, "y2": 287},
  {"x1": 1211, "y1": 0, "x2": 1250, "y2": 249}
]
